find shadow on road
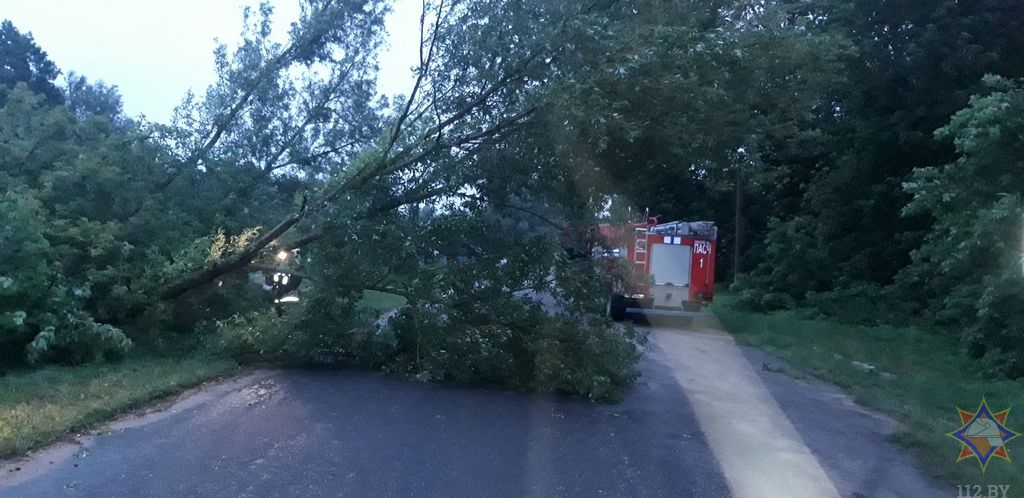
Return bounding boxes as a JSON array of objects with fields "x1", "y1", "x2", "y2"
[{"x1": 625, "y1": 312, "x2": 694, "y2": 329}]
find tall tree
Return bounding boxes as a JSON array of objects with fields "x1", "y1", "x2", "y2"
[
  {"x1": 63, "y1": 72, "x2": 125, "y2": 125},
  {"x1": 0, "y1": 20, "x2": 62, "y2": 105}
]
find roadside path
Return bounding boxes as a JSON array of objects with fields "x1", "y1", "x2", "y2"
[{"x1": 650, "y1": 318, "x2": 947, "y2": 498}]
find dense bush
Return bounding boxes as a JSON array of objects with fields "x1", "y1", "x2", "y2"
[
  {"x1": 895, "y1": 77, "x2": 1024, "y2": 377},
  {"x1": 208, "y1": 310, "x2": 311, "y2": 363},
  {"x1": 0, "y1": 312, "x2": 34, "y2": 368},
  {"x1": 211, "y1": 296, "x2": 645, "y2": 402},
  {"x1": 0, "y1": 188, "x2": 130, "y2": 368},
  {"x1": 2, "y1": 310, "x2": 131, "y2": 368},
  {"x1": 384, "y1": 299, "x2": 645, "y2": 402},
  {"x1": 24, "y1": 314, "x2": 131, "y2": 365}
]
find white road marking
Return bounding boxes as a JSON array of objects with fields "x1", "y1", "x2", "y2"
[{"x1": 652, "y1": 326, "x2": 841, "y2": 498}]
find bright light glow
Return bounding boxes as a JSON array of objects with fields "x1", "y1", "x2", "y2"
[
  {"x1": 278, "y1": 295, "x2": 300, "y2": 303},
  {"x1": 281, "y1": 275, "x2": 289, "y2": 285},
  {"x1": 276, "y1": 250, "x2": 289, "y2": 262}
]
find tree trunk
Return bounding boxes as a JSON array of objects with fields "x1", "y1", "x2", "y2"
[{"x1": 158, "y1": 206, "x2": 306, "y2": 300}]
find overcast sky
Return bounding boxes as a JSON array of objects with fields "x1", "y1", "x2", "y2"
[{"x1": 0, "y1": 0, "x2": 420, "y2": 123}]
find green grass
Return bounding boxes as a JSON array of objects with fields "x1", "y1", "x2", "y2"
[
  {"x1": 0, "y1": 356, "x2": 238, "y2": 459},
  {"x1": 359, "y1": 289, "x2": 407, "y2": 312},
  {"x1": 711, "y1": 295, "x2": 1024, "y2": 488}
]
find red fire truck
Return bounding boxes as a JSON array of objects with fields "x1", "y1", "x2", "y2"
[{"x1": 600, "y1": 218, "x2": 717, "y2": 320}]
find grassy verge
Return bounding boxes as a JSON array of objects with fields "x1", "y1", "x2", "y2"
[
  {"x1": 359, "y1": 289, "x2": 407, "y2": 312},
  {"x1": 711, "y1": 295, "x2": 1023, "y2": 488},
  {"x1": 0, "y1": 356, "x2": 238, "y2": 459}
]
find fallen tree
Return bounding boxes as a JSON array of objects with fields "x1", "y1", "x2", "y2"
[
  {"x1": 155, "y1": 0, "x2": 558, "y2": 301},
  {"x1": 2, "y1": 0, "x2": 648, "y2": 399}
]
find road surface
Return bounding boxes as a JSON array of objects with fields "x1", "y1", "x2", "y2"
[{"x1": 0, "y1": 320, "x2": 948, "y2": 497}]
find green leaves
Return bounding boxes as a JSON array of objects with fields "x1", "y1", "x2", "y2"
[
  {"x1": 386, "y1": 301, "x2": 644, "y2": 402},
  {"x1": 206, "y1": 227, "x2": 263, "y2": 263},
  {"x1": 0, "y1": 70, "x2": 162, "y2": 368},
  {"x1": 25, "y1": 315, "x2": 131, "y2": 366}
]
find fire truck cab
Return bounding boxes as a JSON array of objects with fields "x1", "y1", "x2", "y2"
[{"x1": 601, "y1": 219, "x2": 717, "y2": 320}]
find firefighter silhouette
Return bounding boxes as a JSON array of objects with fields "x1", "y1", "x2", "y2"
[{"x1": 263, "y1": 250, "x2": 303, "y2": 316}]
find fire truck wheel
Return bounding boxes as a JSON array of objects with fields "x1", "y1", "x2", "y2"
[{"x1": 606, "y1": 294, "x2": 627, "y2": 321}]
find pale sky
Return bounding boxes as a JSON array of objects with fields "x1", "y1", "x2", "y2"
[{"x1": 0, "y1": 0, "x2": 421, "y2": 123}]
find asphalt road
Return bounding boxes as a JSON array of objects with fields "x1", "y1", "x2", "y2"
[{"x1": 0, "y1": 322, "x2": 948, "y2": 498}]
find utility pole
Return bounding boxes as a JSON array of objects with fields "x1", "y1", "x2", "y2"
[{"x1": 733, "y1": 167, "x2": 743, "y2": 285}]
